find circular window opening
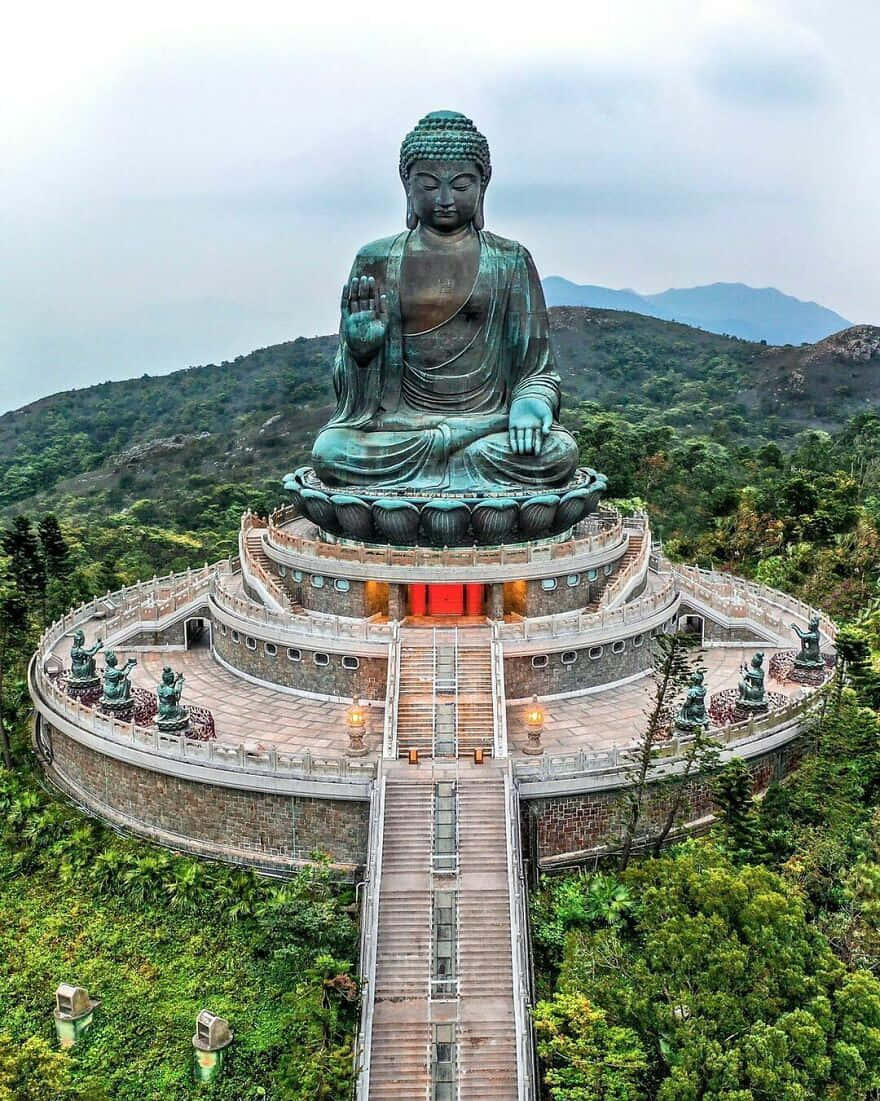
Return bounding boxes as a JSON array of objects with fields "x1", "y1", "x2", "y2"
[
  {"x1": 342, "y1": 655, "x2": 360, "y2": 670},
  {"x1": 334, "y1": 578, "x2": 351, "y2": 592},
  {"x1": 541, "y1": 578, "x2": 557, "y2": 591},
  {"x1": 561, "y1": 650, "x2": 577, "y2": 665},
  {"x1": 611, "y1": 640, "x2": 625, "y2": 654},
  {"x1": 314, "y1": 652, "x2": 330, "y2": 667},
  {"x1": 245, "y1": 636, "x2": 257, "y2": 651},
  {"x1": 311, "y1": 575, "x2": 325, "y2": 588},
  {"x1": 231, "y1": 630, "x2": 240, "y2": 644},
  {"x1": 588, "y1": 645, "x2": 604, "y2": 660},
  {"x1": 567, "y1": 574, "x2": 580, "y2": 587},
  {"x1": 531, "y1": 654, "x2": 549, "y2": 669},
  {"x1": 287, "y1": 647, "x2": 302, "y2": 662},
  {"x1": 265, "y1": 643, "x2": 277, "y2": 657}
]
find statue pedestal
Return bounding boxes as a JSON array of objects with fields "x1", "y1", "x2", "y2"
[
  {"x1": 157, "y1": 714, "x2": 190, "y2": 734},
  {"x1": 67, "y1": 677, "x2": 99, "y2": 697},
  {"x1": 735, "y1": 698, "x2": 769, "y2": 714},
  {"x1": 100, "y1": 696, "x2": 133, "y2": 713}
]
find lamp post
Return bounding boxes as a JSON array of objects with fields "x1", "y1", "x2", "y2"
[
  {"x1": 346, "y1": 698, "x2": 368, "y2": 756},
  {"x1": 523, "y1": 695, "x2": 545, "y2": 755}
]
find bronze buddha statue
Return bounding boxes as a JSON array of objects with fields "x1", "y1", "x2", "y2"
[{"x1": 309, "y1": 110, "x2": 578, "y2": 492}]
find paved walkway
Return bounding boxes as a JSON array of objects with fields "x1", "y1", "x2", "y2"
[
  {"x1": 506, "y1": 645, "x2": 798, "y2": 755},
  {"x1": 50, "y1": 620, "x2": 796, "y2": 760}
]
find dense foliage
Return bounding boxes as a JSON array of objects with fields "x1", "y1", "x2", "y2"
[
  {"x1": 531, "y1": 691, "x2": 880, "y2": 1100},
  {"x1": 0, "y1": 762, "x2": 358, "y2": 1100}
]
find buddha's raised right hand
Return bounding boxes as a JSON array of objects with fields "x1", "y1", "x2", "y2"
[{"x1": 342, "y1": 276, "x2": 388, "y2": 364}]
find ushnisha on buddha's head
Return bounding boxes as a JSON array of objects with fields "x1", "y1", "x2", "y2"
[{"x1": 399, "y1": 110, "x2": 492, "y2": 234}]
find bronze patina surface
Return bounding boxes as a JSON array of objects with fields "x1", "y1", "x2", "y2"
[{"x1": 285, "y1": 110, "x2": 606, "y2": 544}]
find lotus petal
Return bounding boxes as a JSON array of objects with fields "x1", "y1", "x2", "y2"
[
  {"x1": 372, "y1": 499, "x2": 421, "y2": 545},
  {"x1": 300, "y1": 487, "x2": 336, "y2": 530},
  {"x1": 330, "y1": 494, "x2": 374, "y2": 541},
  {"x1": 420, "y1": 500, "x2": 471, "y2": 547},
  {"x1": 555, "y1": 487, "x2": 594, "y2": 531},
  {"x1": 518, "y1": 494, "x2": 560, "y2": 539},
  {"x1": 471, "y1": 498, "x2": 519, "y2": 544}
]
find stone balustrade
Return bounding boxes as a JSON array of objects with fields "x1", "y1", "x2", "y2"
[
  {"x1": 672, "y1": 561, "x2": 836, "y2": 644},
  {"x1": 513, "y1": 688, "x2": 820, "y2": 784},
  {"x1": 498, "y1": 568, "x2": 678, "y2": 645},
  {"x1": 30, "y1": 657, "x2": 376, "y2": 786},
  {"x1": 265, "y1": 503, "x2": 626, "y2": 573}
]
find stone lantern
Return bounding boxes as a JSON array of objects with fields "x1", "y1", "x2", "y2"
[
  {"x1": 346, "y1": 698, "x2": 368, "y2": 756},
  {"x1": 54, "y1": 984, "x2": 100, "y2": 1048},
  {"x1": 192, "y1": 1010, "x2": 233, "y2": 1083},
  {"x1": 523, "y1": 695, "x2": 545, "y2": 755}
]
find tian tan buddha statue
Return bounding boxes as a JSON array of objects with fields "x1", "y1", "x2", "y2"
[{"x1": 285, "y1": 110, "x2": 605, "y2": 545}]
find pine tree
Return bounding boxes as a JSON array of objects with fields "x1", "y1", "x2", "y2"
[
  {"x1": 1, "y1": 517, "x2": 46, "y2": 609},
  {"x1": 712, "y1": 757, "x2": 758, "y2": 861},
  {"x1": 37, "y1": 514, "x2": 70, "y2": 579}
]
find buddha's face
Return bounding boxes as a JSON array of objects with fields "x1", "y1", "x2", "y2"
[{"x1": 406, "y1": 158, "x2": 483, "y2": 233}]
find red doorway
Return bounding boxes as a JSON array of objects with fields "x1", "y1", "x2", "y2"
[{"x1": 408, "y1": 583, "x2": 485, "y2": 617}]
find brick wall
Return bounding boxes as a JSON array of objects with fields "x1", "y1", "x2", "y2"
[
  {"x1": 522, "y1": 736, "x2": 805, "y2": 865},
  {"x1": 212, "y1": 622, "x2": 387, "y2": 701},
  {"x1": 44, "y1": 724, "x2": 369, "y2": 873}
]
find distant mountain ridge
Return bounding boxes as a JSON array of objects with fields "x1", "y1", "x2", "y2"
[{"x1": 543, "y1": 278, "x2": 852, "y2": 346}]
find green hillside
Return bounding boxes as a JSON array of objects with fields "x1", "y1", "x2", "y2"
[{"x1": 2, "y1": 310, "x2": 878, "y2": 525}]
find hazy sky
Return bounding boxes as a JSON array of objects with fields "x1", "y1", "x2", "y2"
[{"x1": 2, "y1": 0, "x2": 878, "y2": 412}]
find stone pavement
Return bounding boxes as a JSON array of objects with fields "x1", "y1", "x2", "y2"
[{"x1": 506, "y1": 645, "x2": 798, "y2": 755}]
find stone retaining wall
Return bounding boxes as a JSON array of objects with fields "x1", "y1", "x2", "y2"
[
  {"x1": 41, "y1": 722, "x2": 370, "y2": 874},
  {"x1": 504, "y1": 629, "x2": 655, "y2": 698},
  {"x1": 521, "y1": 734, "x2": 806, "y2": 867},
  {"x1": 212, "y1": 620, "x2": 387, "y2": 701}
]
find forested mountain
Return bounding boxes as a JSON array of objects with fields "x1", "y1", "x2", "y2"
[
  {"x1": 1, "y1": 308, "x2": 878, "y2": 525},
  {"x1": 543, "y1": 278, "x2": 854, "y2": 344}
]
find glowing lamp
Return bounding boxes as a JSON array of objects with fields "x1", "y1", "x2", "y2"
[
  {"x1": 346, "y1": 699, "x2": 368, "y2": 756},
  {"x1": 523, "y1": 694, "x2": 545, "y2": 755}
]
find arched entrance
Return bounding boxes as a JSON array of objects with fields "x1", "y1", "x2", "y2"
[{"x1": 184, "y1": 617, "x2": 212, "y2": 650}]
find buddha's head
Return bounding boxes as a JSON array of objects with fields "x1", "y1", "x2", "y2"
[
  {"x1": 162, "y1": 667, "x2": 175, "y2": 685},
  {"x1": 72, "y1": 629, "x2": 84, "y2": 647},
  {"x1": 399, "y1": 110, "x2": 491, "y2": 233},
  {"x1": 105, "y1": 651, "x2": 118, "y2": 668}
]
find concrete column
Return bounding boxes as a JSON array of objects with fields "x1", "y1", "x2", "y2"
[
  {"x1": 487, "y1": 583, "x2": 505, "y2": 621},
  {"x1": 388, "y1": 583, "x2": 405, "y2": 622}
]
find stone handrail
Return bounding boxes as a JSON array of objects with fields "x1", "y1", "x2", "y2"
[
  {"x1": 211, "y1": 569, "x2": 395, "y2": 645},
  {"x1": 491, "y1": 627, "x2": 509, "y2": 758},
  {"x1": 382, "y1": 627, "x2": 401, "y2": 759},
  {"x1": 513, "y1": 689, "x2": 819, "y2": 783},
  {"x1": 672, "y1": 561, "x2": 836, "y2": 644},
  {"x1": 239, "y1": 513, "x2": 289, "y2": 612},
  {"x1": 31, "y1": 657, "x2": 376, "y2": 784},
  {"x1": 504, "y1": 768, "x2": 538, "y2": 1099},
  {"x1": 498, "y1": 569, "x2": 678, "y2": 644},
  {"x1": 355, "y1": 768, "x2": 385, "y2": 1098},
  {"x1": 36, "y1": 562, "x2": 228, "y2": 662},
  {"x1": 265, "y1": 504, "x2": 624, "y2": 569},
  {"x1": 600, "y1": 514, "x2": 650, "y2": 611}
]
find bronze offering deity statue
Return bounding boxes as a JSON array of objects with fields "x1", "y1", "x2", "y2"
[
  {"x1": 285, "y1": 110, "x2": 606, "y2": 546},
  {"x1": 791, "y1": 614, "x2": 823, "y2": 669},
  {"x1": 99, "y1": 651, "x2": 137, "y2": 712},
  {"x1": 737, "y1": 651, "x2": 768, "y2": 712},
  {"x1": 69, "y1": 630, "x2": 103, "y2": 688},
  {"x1": 156, "y1": 667, "x2": 189, "y2": 733},
  {"x1": 675, "y1": 669, "x2": 709, "y2": 732}
]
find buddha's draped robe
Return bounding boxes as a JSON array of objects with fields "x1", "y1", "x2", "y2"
[{"x1": 312, "y1": 229, "x2": 578, "y2": 491}]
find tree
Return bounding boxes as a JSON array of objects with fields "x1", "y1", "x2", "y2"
[
  {"x1": 560, "y1": 844, "x2": 880, "y2": 1100},
  {"x1": 0, "y1": 577, "x2": 28, "y2": 768},
  {"x1": 618, "y1": 632, "x2": 695, "y2": 870},
  {"x1": 1, "y1": 517, "x2": 46, "y2": 606},
  {"x1": 37, "y1": 514, "x2": 70, "y2": 579},
  {"x1": 712, "y1": 757, "x2": 758, "y2": 861},
  {"x1": 535, "y1": 993, "x2": 648, "y2": 1101}
]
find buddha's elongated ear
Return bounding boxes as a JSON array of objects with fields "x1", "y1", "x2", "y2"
[
  {"x1": 406, "y1": 192, "x2": 418, "y2": 230},
  {"x1": 473, "y1": 189, "x2": 486, "y2": 231}
]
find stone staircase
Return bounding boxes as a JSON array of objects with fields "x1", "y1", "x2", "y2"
[
  {"x1": 361, "y1": 764, "x2": 527, "y2": 1100},
  {"x1": 368, "y1": 774, "x2": 433, "y2": 1099},
  {"x1": 583, "y1": 531, "x2": 646, "y2": 612},
  {"x1": 457, "y1": 773, "x2": 518, "y2": 1097},
  {"x1": 394, "y1": 630, "x2": 495, "y2": 759}
]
